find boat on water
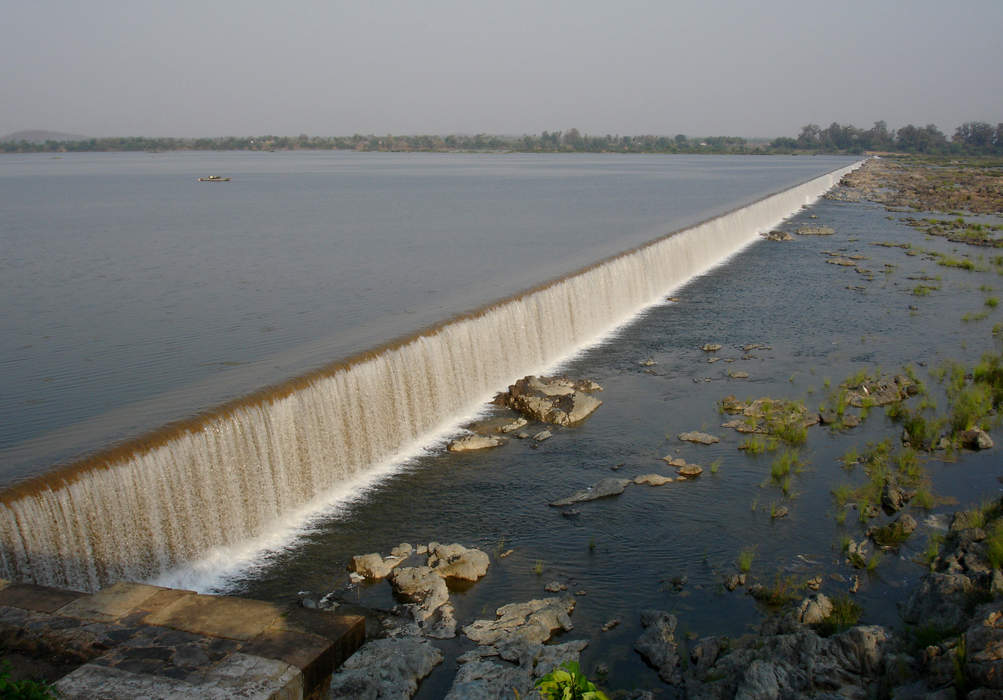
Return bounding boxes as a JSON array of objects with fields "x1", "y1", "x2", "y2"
[{"x1": 198, "y1": 175, "x2": 231, "y2": 182}]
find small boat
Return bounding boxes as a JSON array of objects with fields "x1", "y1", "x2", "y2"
[{"x1": 198, "y1": 175, "x2": 231, "y2": 182}]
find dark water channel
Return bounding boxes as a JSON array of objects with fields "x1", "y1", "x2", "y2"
[{"x1": 233, "y1": 195, "x2": 1003, "y2": 696}]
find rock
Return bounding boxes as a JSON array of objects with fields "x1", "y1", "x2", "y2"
[
  {"x1": 349, "y1": 551, "x2": 408, "y2": 579},
  {"x1": 639, "y1": 358, "x2": 657, "y2": 366},
  {"x1": 390, "y1": 543, "x2": 413, "y2": 559},
  {"x1": 662, "y1": 456, "x2": 689, "y2": 467},
  {"x1": 549, "y1": 478, "x2": 632, "y2": 506},
  {"x1": 881, "y1": 481, "x2": 911, "y2": 514},
  {"x1": 701, "y1": 343, "x2": 723, "y2": 352},
  {"x1": 499, "y1": 417, "x2": 528, "y2": 433},
  {"x1": 515, "y1": 432, "x2": 529, "y2": 439},
  {"x1": 426, "y1": 542, "x2": 490, "y2": 581},
  {"x1": 678, "y1": 431, "x2": 720, "y2": 445},
  {"x1": 796, "y1": 225, "x2": 835, "y2": 235},
  {"x1": 532, "y1": 430, "x2": 552, "y2": 442},
  {"x1": 602, "y1": 618, "x2": 620, "y2": 632},
  {"x1": 677, "y1": 464, "x2": 703, "y2": 478},
  {"x1": 445, "y1": 659, "x2": 534, "y2": 700},
  {"x1": 725, "y1": 574, "x2": 746, "y2": 591},
  {"x1": 772, "y1": 505, "x2": 790, "y2": 519},
  {"x1": 447, "y1": 434, "x2": 506, "y2": 452},
  {"x1": 827, "y1": 256, "x2": 859, "y2": 266},
  {"x1": 423, "y1": 602, "x2": 458, "y2": 639},
  {"x1": 798, "y1": 593, "x2": 834, "y2": 625},
  {"x1": 761, "y1": 229, "x2": 794, "y2": 242},
  {"x1": 330, "y1": 637, "x2": 443, "y2": 699},
  {"x1": 842, "y1": 413, "x2": 861, "y2": 428},
  {"x1": 727, "y1": 370, "x2": 750, "y2": 379},
  {"x1": 389, "y1": 566, "x2": 450, "y2": 621},
  {"x1": 544, "y1": 581, "x2": 566, "y2": 593},
  {"x1": 494, "y1": 376, "x2": 603, "y2": 426},
  {"x1": 635, "y1": 610, "x2": 681, "y2": 683},
  {"x1": 498, "y1": 549, "x2": 514, "y2": 558},
  {"x1": 463, "y1": 597, "x2": 576, "y2": 647},
  {"x1": 900, "y1": 572, "x2": 975, "y2": 631},
  {"x1": 868, "y1": 513, "x2": 918, "y2": 548},
  {"x1": 634, "y1": 473, "x2": 673, "y2": 486},
  {"x1": 961, "y1": 429, "x2": 994, "y2": 450}
]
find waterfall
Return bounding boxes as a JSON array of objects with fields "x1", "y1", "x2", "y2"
[{"x1": 0, "y1": 161, "x2": 863, "y2": 591}]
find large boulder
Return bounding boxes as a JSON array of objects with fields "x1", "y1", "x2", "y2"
[
  {"x1": 389, "y1": 566, "x2": 450, "y2": 622},
  {"x1": 635, "y1": 609, "x2": 682, "y2": 684},
  {"x1": 330, "y1": 637, "x2": 443, "y2": 699},
  {"x1": 900, "y1": 572, "x2": 974, "y2": 631},
  {"x1": 463, "y1": 597, "x2": 575, "y2": 647},
  {"x1": 494, "y1": 376, "x2": 603, "y2": 426},
  {"x1": 426, "y1": 542, "x2": 490, "y2": 581}
]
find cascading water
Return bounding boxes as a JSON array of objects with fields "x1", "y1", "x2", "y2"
[{"x1": 0, "y1": 161, "x2": 863, "y2": 591}]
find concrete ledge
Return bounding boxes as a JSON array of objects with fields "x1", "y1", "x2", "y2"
[{"x1": 0, "y1": 580, "x2": 364, "y2": 699}]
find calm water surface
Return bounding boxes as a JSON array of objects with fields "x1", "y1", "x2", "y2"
[{"x1": 1, "y1": 151, "x2": 855, "y2": 483}]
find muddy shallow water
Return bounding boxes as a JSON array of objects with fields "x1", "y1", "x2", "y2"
[{"x1": 232, "y1": 193, "x2": 1003, "y2": 696}]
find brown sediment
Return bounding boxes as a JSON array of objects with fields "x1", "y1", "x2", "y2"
[{"x1": 0, "y1": 161, "x2": 862, "y2": 507}]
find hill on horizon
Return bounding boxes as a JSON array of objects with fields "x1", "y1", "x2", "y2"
[{"x1": 1, "y1": 129, "x2": 87, "y2": 143}]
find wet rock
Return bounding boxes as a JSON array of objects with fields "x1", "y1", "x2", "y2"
[
  {"x1": 499, "y1": 417, "x2": 528, "y2": 433},
  {"x1": 678, "y1": 431, "x2": 720, "y2": 445},
  {"x1": 544, "y1": 581, "x2": 567, "y2": 593},
  {"x1": 662, "y1": 455, "x2": 689, "y2": 467},
  {"x1": 447, "y1": 434, "x2": 506, "y2": 452},
  {"x1": 426, "y1": 542, "x2": 490, "y2": 581},
  {"x1": 727, "y1": 370, "x2": 750, "y2": 379},
  {"x1": 701, "y1": 343, "x2": 723, "y2": 352},
  {"x1": 798, "y1": 593, "x2": 834, "y2": 625},
  {"x1": 463, "y1": 597, "x2": 576, "y2": 647},
  {"x1": 602, "y1": 618, "x2": 620, "y2": 632},
  {"x1": 961, "y1": 429, "x2": 994, "y2": 450},
  {"x1": 761, "y1": 229, "x2": 794, "y2": 242},
  {"x1": 634, "y1": 473, "x2": 673, "y2": 486},
  {"x1": 389, "y1": 566, "x2": 450, "y2": 622},
  {"x1": 634, "y1": 609, "x2": 681, "y2": 683},
  {"x1": 494, "y1": 376, "x2": 603, "y2": 426},
  {"x1": 868, "y1": 513, "x2": 918, "y2": 548},
  {"x1": 549, "y1": 478, "x2": 632, "y2": 506},
  {"x1": 900, "y1": 572, "x2": 974, "y2": 631},
  {"x1": 881, "y1": 481, "x2": 912, "y2": 514},
  {"x1": 772, "y1": 505, "x2": 790, "y2": 519},
  {"x1": 724, "y1": 573, "x2": 746, "y2": 591},
  {"x1": 676, "y1": 464, "x2": 703, "y2": 478},
  {"x1": 349, "y1": 551, "x2": 409, "y2": 580},
  {"x1": 796, "y1": 225, "x2": 835, "y2": 235},
  {"x1": 532, "y1": 430, "x2": 552, "y2": 442},
  {"x1": 639, "y1": 358, "x2": 657, "y2": 366},
  {"x1": 330, "y1": 637, "x2": 443, "y2": 699}
]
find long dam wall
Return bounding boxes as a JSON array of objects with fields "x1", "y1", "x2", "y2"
[{"x1": 0, "y1": 161, "x2": 863, "y2": 591}]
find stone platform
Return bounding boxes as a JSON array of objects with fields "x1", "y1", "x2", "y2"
[{"x1": 0, "y1": 579, "x2": 364, "y2": 699}]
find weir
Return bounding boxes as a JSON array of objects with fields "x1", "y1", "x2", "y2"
[{"x1": 0, "y1": 161, "x2": 863, "y2": 592}]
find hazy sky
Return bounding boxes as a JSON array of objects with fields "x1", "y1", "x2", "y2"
[{"x1": 4, "y1": 0, "x2": 1001, "y2": 138}]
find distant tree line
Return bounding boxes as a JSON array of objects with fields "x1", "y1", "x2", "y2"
[{"x1": 3, "y1": 121, "x2": 1001, "y2": 155}]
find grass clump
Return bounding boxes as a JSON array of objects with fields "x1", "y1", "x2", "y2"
[
  {"x1": 748, "y1": 573, "x2": 802, "y2": 609},
  {"x1": 737, "y1": 546, "x2": 756, "y2": 573},
  {"x1": 815, "y1": 595, "x2": 863, "y2": 637},
  {"x1": 739, "y1": 436, "x2": 768, "y2": 454},
  {"x1": 987, "y1": 296, "x2": 1000, "y2": 308},
  {"x1": 0, "y1": 663, "x2": 57, "y2": 700}
]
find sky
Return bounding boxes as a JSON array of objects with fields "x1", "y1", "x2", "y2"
[{"x1": 4, "y1": 0, "x2": 1002, "y2": 139}]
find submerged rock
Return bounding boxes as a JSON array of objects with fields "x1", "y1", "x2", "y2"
[
  {"x1": 678, "y1": 431, "x2": 720, "y2": 445},
  {"x1": 796, "y1": 225, "x2": 835, "y2": 235},
  {"x1": 634, "y1": 473, "x2": 673, "y2": 486},
  {"x1": 447, "y1": 434, "x2": 506, "y2": 452},
  {"x1": 493, "y1": 376, "x2": 603, "y2": 426},
  {"x1": 549, "y1": 478, "x2": 632, "y2": 506}
]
